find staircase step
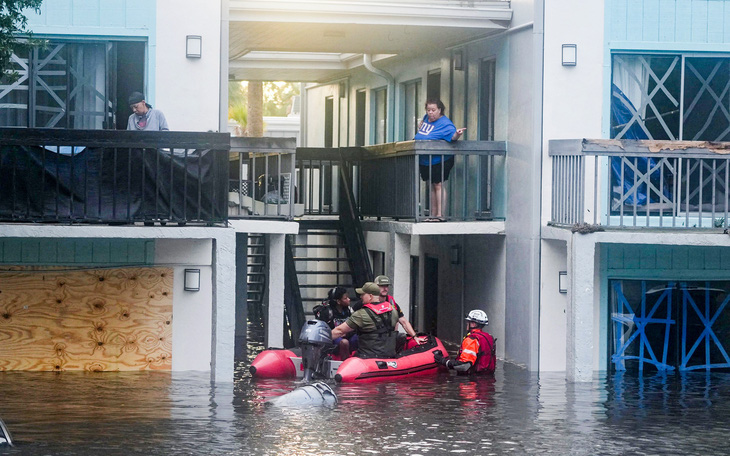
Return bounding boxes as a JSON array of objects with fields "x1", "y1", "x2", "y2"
[
  {"x1": 293, "y1": 244, "x2": 346, "y2": 249},
  {"x1": 295, "y1": 271, "x2": 352, "y2": 275},
  {"x1": 293, "y1": 257, "x2": 349, "y2": 262},
  {"x1": 299, "y1": 284, "x2": 352, "y2": 288}
]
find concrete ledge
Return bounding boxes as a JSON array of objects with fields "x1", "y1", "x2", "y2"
[
  {"x1": 542, "y1": 224, "x2": 730, "y2": 247},
  {"x1": 0, "y1": 224, "x2": 235, "y2": 239},
  {"x1": 228, "y1": 219, "x2": 299, "y2": 234},
  {"x1": 361, "y1": 220, "x2": 505, "y2": 235}
]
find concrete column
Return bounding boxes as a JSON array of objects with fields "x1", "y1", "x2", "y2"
[
  {"x1": 212, "y1": 232, "x2": 236, "y2": 383},
  {"x1": 266, "y1": 234, "x2": 286, "y2": 348},
  {"x1": 390, "y1": 232, "x2": 411, "y2": 322},
  {"x1": 566, "y1": 233, "x2": 596, "y2": 382}
]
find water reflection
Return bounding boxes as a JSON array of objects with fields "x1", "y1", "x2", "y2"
[{"x1": 1, "y1": 364, "x2": 730, "y2": 455}]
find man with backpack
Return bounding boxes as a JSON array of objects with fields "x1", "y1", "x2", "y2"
[{"x1": 433, "y1": 309, "x2": 496, "y2": 374}]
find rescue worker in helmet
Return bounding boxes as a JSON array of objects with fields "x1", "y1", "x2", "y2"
[
  {"x1": 374, "y1": 275, "x2": 426, "y2": 347},
  {"x1": 331, "y1": 282, "x2": 400, "y2": 359},
  {"x1": 434, "y1": 309, "x2": 496, "y2": 374}
]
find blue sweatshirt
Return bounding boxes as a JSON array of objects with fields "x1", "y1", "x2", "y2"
[{"x1": 414, "y1": 115, "x2": 455, "y2": 165}]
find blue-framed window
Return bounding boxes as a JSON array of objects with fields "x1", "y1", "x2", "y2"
[{"x1": 611, "y1": 53, "x2": 730, "y2": 142}]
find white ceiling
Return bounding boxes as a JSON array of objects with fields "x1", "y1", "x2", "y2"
[{"x1": 228, "y1": 0, "x2": 512, "y2": 82}]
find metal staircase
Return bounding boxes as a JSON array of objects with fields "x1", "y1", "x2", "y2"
[
  {"x1": 246, "y1": 233, "x2": 267, "y2": 328},
  {"x1": 291, "y1": 219, "x2": 355, "y2": 317}
]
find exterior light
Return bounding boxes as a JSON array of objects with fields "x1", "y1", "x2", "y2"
[
  {"x1": 559, "y1": 271, "x2": 568, "y2": 294},
  {"x1": 453, "y1": 50, "x2": 464, "y2": 71},
  {"x1": 562, "y1": 44, "x2": 577, "y2": 66},
  {"x1": 184, "y1": 269, "x2": 201, "y2": 292},
  {"x1": 186, "y1": 35, "x2": 202, "y2": 59}
]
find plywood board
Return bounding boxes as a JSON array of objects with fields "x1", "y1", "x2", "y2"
[{"x1": 0, "y1": 267, "x2": 173, "y2": 371}]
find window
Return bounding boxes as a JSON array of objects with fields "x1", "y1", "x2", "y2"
[
  {"x1": 402, "y1": 79, "x2": 422, "y2": 140},
  {"x1": 427, "y1": 70, "x2": 441, "y2": 101},
  {"x1": 0, "y1": 40, "x2": 145, "y2": 130},
  {"x1": 355, "y1": 89, "x2": 366, "y2": 146},
  {"x1": 611, "y1": 53, "x2": 730, "y2": 141},
  {"x1": 479, "y1": 59, "x2": 496, "y2": 141},
  {"x1": 373, "y1": 87, "x2": 387, "y2": 144},
  {"x1": 324, "y1": 96, "x2": 334, "y2": 147}
]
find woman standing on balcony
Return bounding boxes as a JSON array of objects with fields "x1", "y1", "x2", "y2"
[{"x1": 414, "y1": 99, "x2": 465, "y2": 222}]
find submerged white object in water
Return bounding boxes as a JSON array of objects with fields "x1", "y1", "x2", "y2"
[{"x1": 267, "y1": 382, "x2": 337, "y2": 407}]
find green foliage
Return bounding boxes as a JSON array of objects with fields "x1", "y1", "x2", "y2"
[
  {"x1": 228, "y1": 80, "x2": 300, "y2": 125},
  {"x1": 0, "y1": 0, "x2": 43, "y2": 77}
]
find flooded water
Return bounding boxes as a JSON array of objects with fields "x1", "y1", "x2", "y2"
[{"x1": 1, "y1": 361, "x2": 730, "y2": 455}]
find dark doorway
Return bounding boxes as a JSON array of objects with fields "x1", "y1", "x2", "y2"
[
  {"x1": 115, "y1": 41, "x2": 146, "y2": 130},
  {"x1": 355, "y1": 89, "x2": 366, "y2": 146},
  {"x1": 424, "y1": 256, "x2": 439, "y2": 336},
  {"x1": 410, "y1": 255, "x2": 419, "y2": 330},
  {"x1": 324, "y1": 96, "x2": 334, "y2": 147},
  {"x1": 427, "y1": 70, "x2": 441, "y2": 101}
]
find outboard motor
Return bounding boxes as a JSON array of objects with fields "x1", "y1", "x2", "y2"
[
  {"x1": 298, "y1": 319, "x2": 335, "y2": 382},
  {"x1": 266, "y1": 381, "x2": 337, "y2": 408},
  {"x1": 0, "y1": 418, "x2": 13, "y2": 447}
]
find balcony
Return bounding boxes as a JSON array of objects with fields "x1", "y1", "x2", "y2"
[
  {"x1": 0, "y1": 128, "x2": 230, "y2": 225},
  {"x1": 295, "y1": 140, "x2": 506, "y2": 222},
  {"x1": 550, "y1": 139, "x2": 730, "y2": 229}
]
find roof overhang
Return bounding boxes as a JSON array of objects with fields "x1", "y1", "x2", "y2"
[{"x1": 228, "y1": 0, "x2": 512, "y2": 82}]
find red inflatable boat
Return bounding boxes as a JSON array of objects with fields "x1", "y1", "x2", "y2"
[{"x1": 249, "y1": 335, "x2": 448, "y2": 383}]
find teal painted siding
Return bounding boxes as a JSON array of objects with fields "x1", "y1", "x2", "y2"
[
  {"x1": 0, "y1": 239, "x2": 154, "y2": 266},
  {"x1": 607, "y1": 244, "x2": 730, "y2": 279},
  {"x1": 608, "y1": 0, "x2": 730, "y2": 47},
  {"x1": 25, "y1": 0, "x2": 154, "y2": 37}
]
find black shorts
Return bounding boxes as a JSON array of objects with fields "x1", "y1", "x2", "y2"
[{"x1": 419, "y1": 158, "x2": 454, "y2": 183}]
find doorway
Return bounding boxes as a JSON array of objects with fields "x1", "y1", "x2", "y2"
[{"x1": 424, "y1": 256, "x2": 439, "y2": 336}]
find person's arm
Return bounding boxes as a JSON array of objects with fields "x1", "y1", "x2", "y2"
[
  {"x1": 158, "y1": 111, "x2": 170, "y2": 131},
  {"x1": 332, "y1": 321, "x2": 355, "y2": 339},
  {"x1": 398, "y1": 316, "x2": 417, "y2": 338},
  {"x1": 451, "y1": 128, "x2": 466, "y2": 141},
  {"x1": 434, "y1": 337, "x2": 479, "y2": 372}
]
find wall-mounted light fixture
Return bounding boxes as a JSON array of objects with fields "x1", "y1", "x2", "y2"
[
  {"x1": 562, "y1": 44, "x2": 577, "y2": 66},
  {"x1": 558, "y1": 271, "x2": 568, "y2": 294},
  {"x1": 184, "y1": 268, "x2": 201, "y2": 292},
  {"x1": 186, "y1": 35, "x2": 202, "y2": 59},
  {"x1": 450, "y1": 245, "x2": 461, "y2": 265},
  {"x1": 453, "y1": 50, "x2": 464, "y2": 71}
]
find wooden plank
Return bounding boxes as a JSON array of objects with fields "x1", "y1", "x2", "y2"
[
  {"x1": 642, "y1": 0, "x2": 660, "y2": 42},
  {"x1": 691, "y1": 0, "x2": 708, "y2": 43},
  {"x1": 672, "y1": 245, "x2": 689, "y2": 269},
  {"x1": 704, "y1": 247, "x2": 721, "y2": 270},
  {"x1": 675, "y1": 0, "x2": 693, "y2": 42},
  {"x1": 687, "y1": 245, "x2": 704, "y2": 269},
  {"x1": 0, "y1": 267, "x2": 173, "y2": 371},
  {"x1": 3, "y1": 239, "x2": 21, "y2": 263},
  {"x1": 658, "y1": 0, "x2": 676, "y2": 42},
  {"x1": 639, "y1": 245, "x2": 656, "y2": 269},
  {"x1": 707, "y1": 0, "x2": 725, "y2": 43},
  {"x1": 610, "y1": 0, "x2": 629, "y2": 41},
  {"x1": 624, "y1": 244, "x2": 641, "y2": 269},
  {"x1": 655, "y1": 245, "x2": 673, "y2": 270},
  {"x1": 21, "y1": 239, "x2": 40, "y2": 264},
  {"x1": 92, "y1": 239, "x2": 111, "y2": 263}
]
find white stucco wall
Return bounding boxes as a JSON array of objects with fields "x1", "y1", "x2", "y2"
[
  {"x1": 155, "y1": 0, "x2": 222, "y2": 132},
  {"x1": 155, "y1": 239, "x2": 214, "y2": 372},
  {"x1": 539, "y1": 239, "x2": 568, "y2": 371},
  {"x1": 541, "y1": 0, "x2": 605, "y2": 225}
]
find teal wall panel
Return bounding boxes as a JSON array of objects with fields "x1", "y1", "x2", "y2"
[
  {"x1": 607, "y1": 244, "x2": 730, "y2": 279},
  {"x1": 26, "y1": 0, "x2": 155, "y2": 38},
  {"x1": 0, "y1": 239, "x2": 154, "y2": 266},
  {"x1": 608, "y1": 0, "x2": 730, "y2": 47}
]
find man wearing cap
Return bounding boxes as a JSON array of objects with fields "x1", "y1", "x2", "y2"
[
  {"x1": 127, "y1": 91, "x2": 169, "y2": 131},
  {"x1": 331, "y1": 282, "x2": 399, "y2": 359},
  {"x1": 374, "y1": 275, "x2": 421, "y2": 343}
]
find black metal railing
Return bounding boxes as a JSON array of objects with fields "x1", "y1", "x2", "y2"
[
  {"x1": 295, "y1": 141, "x2": 506, "y2": 222},
  {"x1": 0, "y1": 128, "x2": 230, "y2": 224},
  {"x1": 228, "y1": 137, "x2": 298, "y2": 220},
  {"x1": 338, "y1": 154, "x2": 373, "y2": 287}
]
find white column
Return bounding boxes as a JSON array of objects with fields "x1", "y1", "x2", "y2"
[
  {"x1": 566, "y1": 233, "x2": 596, "y2": 382},
  {"x1": 212, "y1": 232, "x2": 236, "y2": 383},
  {"x1": 390, "y1": 232, "x2": 411, "y2": 322},
  {"x1": 266, "y1": 234, "x2": 286, "y2": 348}
]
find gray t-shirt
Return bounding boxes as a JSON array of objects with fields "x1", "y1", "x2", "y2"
[{"x1": 127, "y1": 108, "x2": 169, "y2": 131}]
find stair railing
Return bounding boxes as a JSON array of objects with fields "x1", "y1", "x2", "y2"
[
  {"x1": 283, "y1": 235, "x2": 307, "y2": 347},
  {"x1": 337, "y1": 149, "x2": 373, "y2": 287}
]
